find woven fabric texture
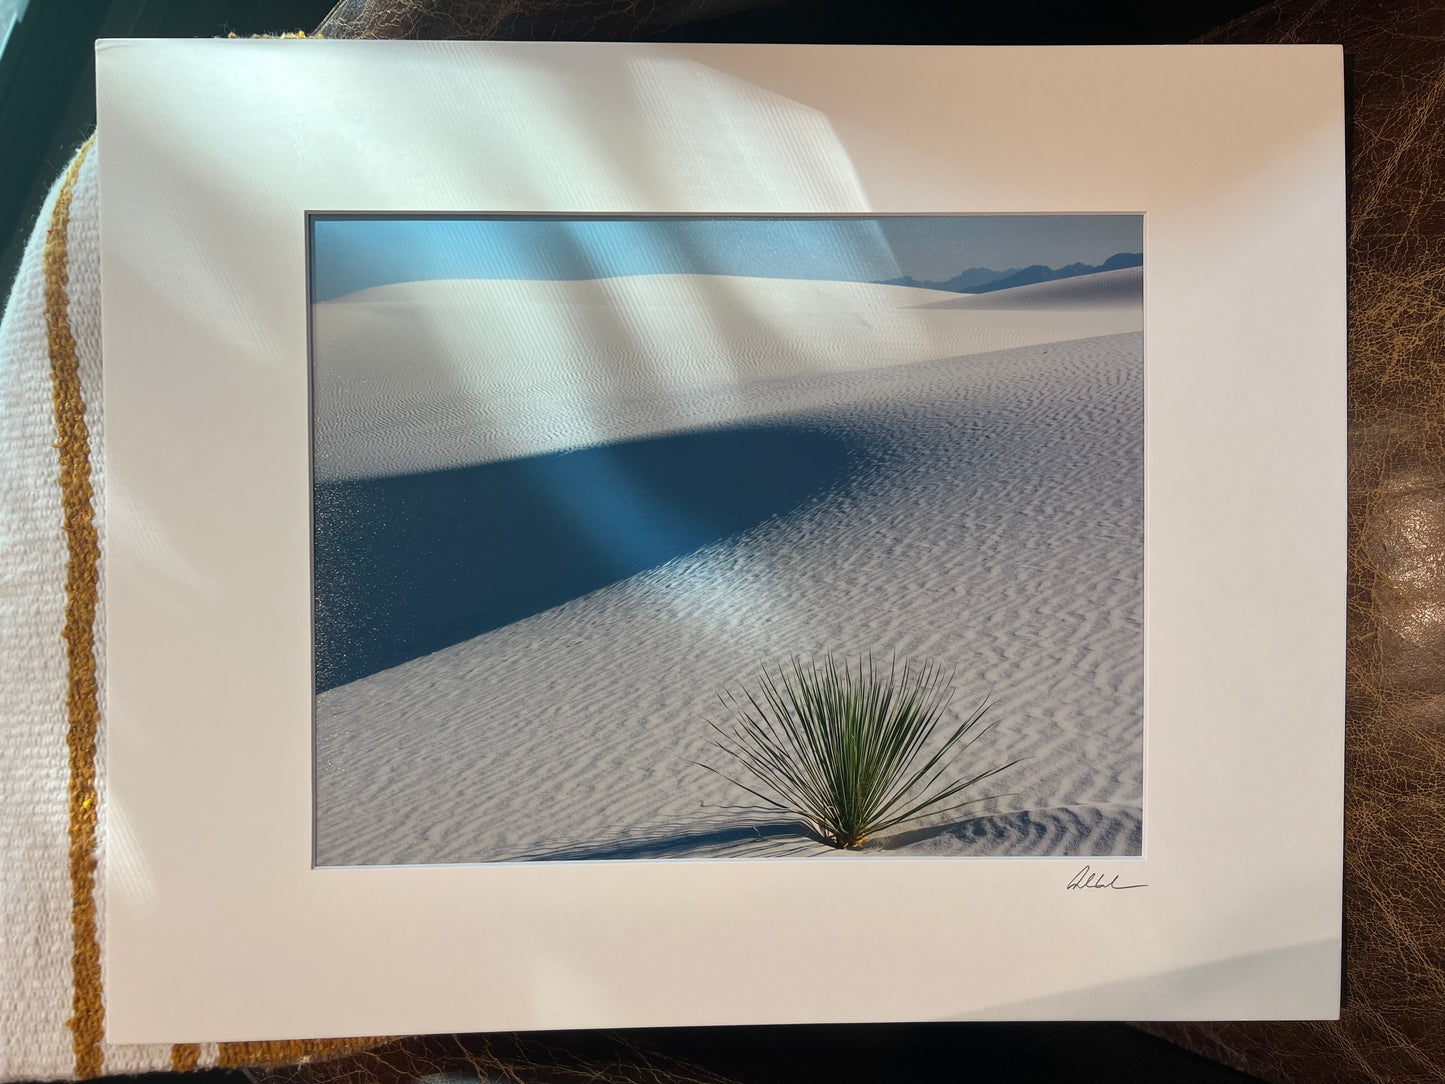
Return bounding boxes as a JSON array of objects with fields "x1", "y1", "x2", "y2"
[
  {"x1": 0, "y1": 140, "x2": 179, "y2": 1080},
  {"x1": 0, "y1": 129, "x2": 382, "y2": 1082}
]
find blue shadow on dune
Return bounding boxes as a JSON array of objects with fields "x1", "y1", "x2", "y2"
[{"x1": 313, "y1": 423, "x2": 869, "y2": 691}]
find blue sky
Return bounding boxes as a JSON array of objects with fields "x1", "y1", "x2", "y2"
[{"x1": 310, "y1": 215, "x2": 1143, "y2": 302}]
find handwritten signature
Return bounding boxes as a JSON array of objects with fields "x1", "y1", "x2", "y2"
[{"x1": 1066, "y1": 864, "x2": 1147, "y2": 891}]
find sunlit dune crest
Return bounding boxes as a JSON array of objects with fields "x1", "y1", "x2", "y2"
[{"x1": 311, "y1": 269, "x2": 1142, "y2": 481}]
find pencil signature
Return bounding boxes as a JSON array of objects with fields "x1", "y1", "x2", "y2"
[{"x1": 1065, "y1": 864, "x2": 1147, "y2": 891}]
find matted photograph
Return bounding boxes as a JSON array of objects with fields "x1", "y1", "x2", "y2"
[
  {"x1": 309, "y1": 213, "x2": 1146, "y2": 865},
  {"x1": 100, "y1": 41, "x2": 1344, "y2": 1038}
]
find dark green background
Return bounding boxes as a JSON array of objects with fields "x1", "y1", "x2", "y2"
[{"x1": 0, "y1": 0, "x2": 337, "y2": 296}]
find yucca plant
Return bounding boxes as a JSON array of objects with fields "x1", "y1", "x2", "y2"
[{"x1": 703, "y1": 653, "x2": 1019, "y2": 850}]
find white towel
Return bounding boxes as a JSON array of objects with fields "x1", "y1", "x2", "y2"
[{"x1": 0, "y1": 142, "x2": 380, "y2": 1081}]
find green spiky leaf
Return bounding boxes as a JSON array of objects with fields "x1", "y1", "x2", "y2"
[{"x1": 701, "y1": 653, "x2": 1021, "y2": 849}]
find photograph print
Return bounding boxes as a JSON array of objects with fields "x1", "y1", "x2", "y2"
[{"x1": 309, "y1": 214, "x2": 1145, "y2": 866}]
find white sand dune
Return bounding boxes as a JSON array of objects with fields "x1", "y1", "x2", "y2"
[
  {"x1": 865, "y1": 803, "x2": 1143, "y2": 857},
  {"x1": 312, "y1": 270, "x2": 1142, "y2": 481},
  {"x1": 915, "y1": 266, "x2": 1143, "y2": 311},
  {"x1": 315, "y1": 327, "x2": 1145, "y2": 865}
]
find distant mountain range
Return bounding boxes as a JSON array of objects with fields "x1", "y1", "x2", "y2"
[{"x1": 879, "y1": 251, "x2": 1142, "y2": 294}]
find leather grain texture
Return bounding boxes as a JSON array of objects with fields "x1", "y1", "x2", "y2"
[
  {"x1": 315, "y1": 0, "x2": 783, "y2": 40},
  {"x1": 252, "y1": 1031, "x2": 745, "y2": 1084},
  {"x1": 1135, "y1": 1, "x2": 1445, "y2": 1080}
]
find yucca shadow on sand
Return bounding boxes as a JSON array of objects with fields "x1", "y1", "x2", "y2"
[
  {"x1": 507, "y1": 803, "x2": 1143, "y2": 860},
  {"x1": 865, "y1": 803, "x2": 1143, "y2": 857},
  {"x1": 508, "y1": 809, "x2": 820, "y2": 861}
]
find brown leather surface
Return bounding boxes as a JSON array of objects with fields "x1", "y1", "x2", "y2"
[
  {"x1": 1135, "y1": 1, "x2": 1445, "y2": 1081},
  {"x1": 281, "y1": 2, "x2": 1441, "y2": 1081},
  {"x1": 251, "y1": 1031, "x2": 744, "y2": 1083},
  {"x1": 315, "y1": 0, "x2": 785, "y2": 40}
]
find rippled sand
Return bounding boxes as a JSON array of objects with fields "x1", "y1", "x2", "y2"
[{"x1": 315, "y1": 306, "x2": 1145, "y2": 863}]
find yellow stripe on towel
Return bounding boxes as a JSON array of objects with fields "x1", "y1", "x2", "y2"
[
  {"x1": 216, "y1": 1037, "x2": 395, "y2": 1068},
  {"x1": 43, "y1": 135, "x2": 104, "y2": 1079},
  {"x1": 44, "y1": 133, "x2": 384, "y2": 1074},
  {"x1": 170, "y1": 1043, "x2": 202, "y2": 1072}
]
